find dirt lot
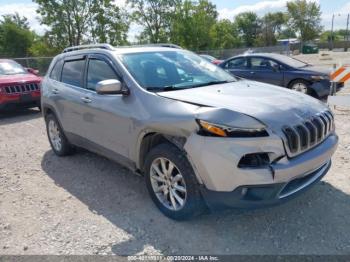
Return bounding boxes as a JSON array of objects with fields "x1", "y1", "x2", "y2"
[
  {"x1": 0, "y1": 106, "x2": 349, "y2": 256},
  {"x1": 0, "y1": 54, "x2": 350, "y2": 255}
]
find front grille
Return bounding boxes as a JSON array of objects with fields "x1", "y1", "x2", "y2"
[
  {"x1": 282, "y1": 111, "x2": 334, "y2": 157},
  {"x1": 3, "y1": 83, "x2": 40, "y2": 94}
]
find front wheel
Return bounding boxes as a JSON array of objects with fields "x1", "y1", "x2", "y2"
[
  {"x1": 144, "y1": 143, "x2": 206, "y2": 220},
  {"x1": 289, "y1": 79, "x2": 310, "y2": 94}
]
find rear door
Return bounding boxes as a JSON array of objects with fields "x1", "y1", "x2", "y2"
[
  {"x1": 52, "y1": 55, "x2": 89, "y2": 136},
  {"x1": 222, "y1": 57, "x2": 251, "y2": 79},
  {"x1": 248, "y1": 57, "x2": 284, "y2": 86}
]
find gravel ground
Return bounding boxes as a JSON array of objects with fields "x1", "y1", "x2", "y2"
[{"x1": 0, "y1": 105, "x2": 349, "y2": 256}]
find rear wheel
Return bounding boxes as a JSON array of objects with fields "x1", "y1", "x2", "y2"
[
  {"x1": 45, "y1": 113, "x2": 74, "y2": 156},
  {"x1": 144, "y1": 143, "x2": 206, "y2": 220},
  {"x1": 289, "y1": 79, "x2": 309, "y2": 94}
]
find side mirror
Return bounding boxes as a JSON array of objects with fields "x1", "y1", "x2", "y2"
[
  {"x1": 95, "y1": 79, "x2": 129, "y2": 95},
  {"x1": 27, "y1": 68, "x2": 39, "y2": 75},
  {"x1": 272, "y1": 64, "x2": 280, "y2": 72}
]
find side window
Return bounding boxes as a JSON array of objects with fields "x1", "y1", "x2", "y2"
[
  {"x1": 61, "y1": 59, "x2": 85, "y2": 87},
  {"x1": 86, "y1": 59, "x2": 119, "y2": 91},
  {"x1": 225, "y1": 58, "x2": 248, "y2": 69},
  {"x1": 250, "y1": 57, "x2": 277, "y2": 71},
  {"x1": 49, "y1": 60, "x2": 62, "y2": 81}
]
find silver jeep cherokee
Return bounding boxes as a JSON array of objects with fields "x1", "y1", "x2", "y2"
[{"x1": 42, "y1": 44, "x2": 338, "y2": 220}]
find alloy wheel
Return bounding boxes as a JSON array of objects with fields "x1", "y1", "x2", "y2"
[
  {"x1": 48, "y1": 119, "x2": 62, "y2": 152},
  {"x1": 150, "y1": 157, "x2": 187, "y2": 211},
  {"x1": 291, "y1": 82, "x2": 308, "y2": 94}
]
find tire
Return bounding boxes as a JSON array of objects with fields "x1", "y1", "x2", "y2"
[
  {"x1": 45, "y1": 113, "x2": 74, "y2": 156},
  {"x1": 288, "y1": 79, "x2": 310, "y2": 95},
  {"x1": 144, "y1": 143, "x2": 206, "y2": 220}
]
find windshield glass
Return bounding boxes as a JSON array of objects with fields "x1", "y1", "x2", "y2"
[
  {"x1": 119, "y1": 50, "x2": 235, "y2": 91},
  {"x1": 200, "y1": 55, "x2": 215, "y2": 62},
  {"x1": 276, "y1": 55, "x2": 308, "y2": 68},
  {"x1": 0, "y1": 61, "x2": 27, "y2": 75}
]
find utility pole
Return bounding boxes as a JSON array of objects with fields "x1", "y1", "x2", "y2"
[
  {"x1": 331, "y1": 14, "x2": 335, "y2": 50},
  {"x1": 345, "y1": 14, "x2": 350, "y2": 52}
]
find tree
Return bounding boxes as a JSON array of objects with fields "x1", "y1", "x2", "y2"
[
  {"x1": 210, "y1": 19, "x2": 241, "y2": 49},
  {"x1": 262, "y1": 12, "x2": 287, "y2": 45},
  {"x1": 235, "y1": 12, "x2": 261, "y2": 47},
  {"x1": 2, "y1": 13, "x2": 30, "y2": 30},
  {"x1": 170, "y1": 0, "x2": 218, "y2": 50},
  {"x1": 0, "y1": 14, "x2": 34, "y2": 57},
  {"x1": 287, "y1": 0, "x2": 322, "y2": 43},
  {"x1": 90, "y1": 1, "x2": 129, "y2": 45},
  {"x1": 34, "y1": 0, "x2": 129, "y2": 48},
  {"x1": 279, "y1": 27, "x2": 297, "y2": 39},
  {"x1": 127, "y1": 0, "x2": 179, "y2": 43}
]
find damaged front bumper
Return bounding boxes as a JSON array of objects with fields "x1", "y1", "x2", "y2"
[{"x1": 184, "y1": 132, "x2": 338, "y2": 210}]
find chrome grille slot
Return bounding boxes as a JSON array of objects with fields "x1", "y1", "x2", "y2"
[
  {"x1": 311, "y1": 117, "x2": 324, "y2": 142},
  {"x1": 304, "y1": 121, "x2": 316, "y2": 145},
  {"x1": 319, "y1": 114, "x2": 328, "y2": 135},
  {"x1": 323, "y1": 112, "x2": 332, "y2": 132},
  {"x1": 296, "y1": 125, "x2": 308, "y2": 149},
  {"x1": 3, "y1": 83, "x2": 39, "y2": 94},
  {"x1": 283, "y1": 111, "x2": 334, "y2": 157},
  {"x1": 282, "y1": 127, "x2": 299, "y2": 153}
]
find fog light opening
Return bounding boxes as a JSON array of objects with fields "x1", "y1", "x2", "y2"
[{"x1": 238, "y1": 153, "x2": 270, "y2": 168}]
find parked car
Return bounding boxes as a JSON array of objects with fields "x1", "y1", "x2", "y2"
[
  {"x1": 199, "y1": 54, "x2": 223, "y2": 65},
  {"x1": 219, "y1": 53, "x2": 343, "y2": 98},
  {"x1": 0, "y1": 59, "x2": 41, "y2": 110},
  {"x1": 42, "y1": 44, "x2": 338, "y2": 220}
]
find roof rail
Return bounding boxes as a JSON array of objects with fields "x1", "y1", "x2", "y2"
[
  {"x1": 63, "y1": 44, "x2": 115, "y2": 53},
  {"x1": 142, "y1": 43, "x2": 183, "y2": 49},
  {"x1": 116, "y1": 43, "x2": 183, "y2": 49}
]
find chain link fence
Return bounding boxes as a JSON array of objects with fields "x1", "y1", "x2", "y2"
[
  {"x1": 7, "y1": 41, "x2": 350, "y2": 74},
  {"x1": 198, "y1": 45, "x2": 291, "y2": 59},
  {"x1": 12, "y1": 57, "x2": 53, "y2": 76},
  {"x1": 9, "y1": 46, "x2": 290, "y2": 74}
]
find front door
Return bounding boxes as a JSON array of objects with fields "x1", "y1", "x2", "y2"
[
  {"x1": 248, "y1": 57, "x2": 284, "y2": 87},
  {"x1": 223, "y1": 57, "x2": 251, "y2": 79},
  {"x1": 78, "y1": 54, "x2": 133, "y2": 158}
]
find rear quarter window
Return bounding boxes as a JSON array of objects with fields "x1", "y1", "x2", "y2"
[
  {"x1": 61, "y1": 59, "x2": 85, "y2": 87},
  {"x1": 49, "y1": 60, "x2": 63, "y2": 81}
]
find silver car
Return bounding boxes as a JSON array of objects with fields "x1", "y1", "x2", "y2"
[{"x1": 42, "y1": 44, "x2": 338, "y2": 220}]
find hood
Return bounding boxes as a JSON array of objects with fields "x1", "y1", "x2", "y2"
[
  {"x1": 302, "y1": 65, "x2": 332, "y2": 76},
  {"x1": 0, "y1": 73, "x2": 41, "y2": 86},
  {"x1": 158, "y1": 80, "x2": 329, "y2": 134}
]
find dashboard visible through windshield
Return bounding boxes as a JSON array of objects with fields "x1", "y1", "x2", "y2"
[{"x1": 119, "y1": 50, "x2": 236, "y2": 92}]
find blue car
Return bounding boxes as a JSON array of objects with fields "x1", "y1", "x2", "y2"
[{"x1": 219, "y1": 53, "x2": 343, "y2": 98}]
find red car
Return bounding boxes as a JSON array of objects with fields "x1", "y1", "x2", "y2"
[
  {"x1": 0, "y1": 59, "x2": 41, "y2": 111},
  {"x1": 199, "y1": 54, "x2": 223, "y2": 65}
]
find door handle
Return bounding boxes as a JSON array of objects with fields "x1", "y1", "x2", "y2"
[
  {"x1": 250, "y1": 71, "x2": 255, "y2": 74},
  {"x1": 52, "y1": 88, "x2": 59, "y2": 94},
  {"x1": 81, "y1": 97, "x2": 92, "y2": 103}
]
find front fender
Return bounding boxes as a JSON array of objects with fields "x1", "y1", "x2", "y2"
[{"x1": 309, "y1": 81, "x2": 330, "y2": 98}]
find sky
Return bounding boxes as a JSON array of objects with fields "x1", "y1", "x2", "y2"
[{"x1": 0, "y1": 0, "x2": 350, "y2": 38}]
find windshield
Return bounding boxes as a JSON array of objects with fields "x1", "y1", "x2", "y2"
[
  {"x1": 119, "y1": 50, "x2": 235, "y2": 91},
  {"x1": 200, "y1": 55, "x2": 215, "y2": 62},
  {"x1": 0, "y1": 61, "x2": 27, "y2": 75},
  {"x1": 276, "y1": 55, "x2": 308, "y2": 68}
]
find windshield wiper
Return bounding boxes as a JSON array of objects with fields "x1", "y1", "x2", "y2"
[
  {"x1": 146, "y1": 86, "x2": 177, "y2": 92},
  {"x1": 146, "y1": 80, "x2": 234, "y2": 92},
  {"x1": 189, "y1": 80, "x2": 233, "y2": 88}
]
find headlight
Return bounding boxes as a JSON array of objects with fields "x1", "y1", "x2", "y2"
[
  {"x1": 311, "y1": 75, "x2": 328, "y2": 81},
  {"x1": 197, "y1": 120, "x2": 269, "y2": 138}
]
